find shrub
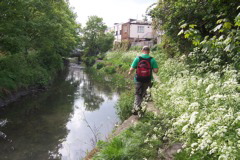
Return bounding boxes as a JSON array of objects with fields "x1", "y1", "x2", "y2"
[
  {"x1": 151, "y1": 58, "x2": 240, "y2": 159},
  {"x1": 96, "y1": 62, "x2": 105, "y2": 70},
  {"x1": 116, "y1": 89, "x2": 134, "y2": 121},
  {"x1": 94, "y1": 114, "x2": 164, "y2": 160},
  {"x1": 104, "y1": 66, "x2": 116, "y2": 74},
  {"x1": 82, "y1": 56, "x2": 95, "y2": 67}
]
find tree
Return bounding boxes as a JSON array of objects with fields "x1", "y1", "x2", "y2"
[
  {"x1": 149, "y1": 0, "x2": 240, "y2": 57},
  {"x1": 82, "y1": 16, "x2": 114, "y2": 56},
  {"x1": 0, "y1": 0, "x2": 80, "y2": 56},
  {"x1": 0, "y1": 0, "x2": 81, "y2": 94}
]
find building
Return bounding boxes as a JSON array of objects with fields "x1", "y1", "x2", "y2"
[
  {"x1": 113, "y1": 23, "x2": 122, "y2": 43},
  {"x1": 113, "y1": 19, "x2": 156, "y2": 47}
]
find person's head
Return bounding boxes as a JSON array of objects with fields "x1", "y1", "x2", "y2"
[{"x1": 142, "y1": 46, "x2": 150, "y2": 54}]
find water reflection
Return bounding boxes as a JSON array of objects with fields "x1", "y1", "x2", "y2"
[{"x1": 0, "y1": 64, "x2": 120, "y2": 160}]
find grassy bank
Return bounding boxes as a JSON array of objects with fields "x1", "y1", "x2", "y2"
[
  {"x1": 90, "y1": 51, "x2": 139, "y2": 121},
  {"x1": 91, "y1": 49, "x2": 240, "y2": 160}
]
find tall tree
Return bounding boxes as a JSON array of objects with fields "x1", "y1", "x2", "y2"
[
  {"x1": 0, "y1": 0, "x2": 80, "y2": 56},
  {"x1": 82, "y1": 16, "x2": 114, "y2": 56}
]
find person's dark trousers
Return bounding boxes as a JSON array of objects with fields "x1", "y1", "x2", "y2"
[{"x1": 133, "y1": 81, "x2": 152, "y2": 114}]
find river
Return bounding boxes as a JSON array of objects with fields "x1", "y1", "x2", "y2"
[{"x1": 0, "y1": 63, "x2": 120, "y2": 160}]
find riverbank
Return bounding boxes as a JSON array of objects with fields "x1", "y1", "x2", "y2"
[
  {"x1": 0, "y1": 54, "x2": 70, "y2": 108},
  {"x1": 0, "y1": 87, "x2": 45, "y2": 108},
  {"x1": 86, "y1": 50, "x2": 240, "y2": 160}
]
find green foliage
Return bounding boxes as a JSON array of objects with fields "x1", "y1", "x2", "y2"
[
  {"x1": 82, "y1": 56, "x2": 95, "y2": 67},
  {"x1": 150, "y1": 0, "x2": 240, "y2": 57},
  {"x1": 0, "y1": 0, "x2": 79, "y2": 96},
  {"x1": 179, "y1": 10, "x2": 240, "y2": 71},
  {"x1": 81, "y1": 16, "x2": 114, "y2": 56},
  {"x1": 0, "y1": 0, "x2": 80, "y2": 56},
  {"x1": 116, "y1": 89, "x2": 135, "y2": 121},
  {"x1": 113, "y1": 40, "x2": 131, "y2": 51},
  {"x1": 0, "y1": 53, "x2": 54, "y2": 94},
  {"x1": 129, "y1": 46, "x2": 142, "y2": 51},
  {"x1": 96, "y1": 62, "x2": 105, "y2": 70},
  {"x1": 104, "y1": 66, "x2": 116, "y2": 74},
  {"x1": 80, "y1": 16, "x2": 114, "y2": 66},
  {"x1": 94, "y1": 114, "x2": 164, "y2": 160},
  {"x1": 151, "y1": 57, "x2": 240, "y2": 159}
]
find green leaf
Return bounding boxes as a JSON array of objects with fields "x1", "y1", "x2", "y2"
[
  {"x1": 216, "y1": 19, "x2": 223, "y2": 24},
  {"x1": 223, "y1": 22, "x2": 232, "y2": 29},
  {"x1": 180, "y1": 23, "x2": 188, "y2": 29},
  {"x1": 189, "y1": 24, "x2": 197, "y2": 28},
  {"x1": 193, "y1": 40, "x2": 200, "y2": 46},
  {"x1": 184, "y1": 33, "x2": 190, "y2": 38}
]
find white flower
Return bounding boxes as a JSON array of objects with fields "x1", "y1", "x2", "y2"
[
  {"x1": 153, "y1": 127, "x2": 158, "y2": 132},
  {"x1": 144, "y1": 138, "x2": 149, "y2": 143},
  {"x1": 189, "y1": 111, "x2": 199, "y2": 124},
  {"x1": 197, "y1": 79, "x2": 203, "y2": 86},
  {"x1": 152, "y1": 134, "x2": 158, "y2": 140},
  {"x1": 191, "y1": 143, "x2": 198, "y2": 148},
  {"x1": 205, "y1": 84, "x2": 214, "y2": 93},
  {"x1": 182, "y1": 124, "x2": 189, "y2": 133},
  {"x1": 209, "y1": 94, "x2": 226, "y2": 101},
  {"x1": 149, "y1": 144, "x2": 153, "y2": 148},
  {"x1": 177, "y1": 149, "x2": 182, "y2": 153},
  {"x1": 189, "y1": 102, "x2": 200, "y2": 110}
]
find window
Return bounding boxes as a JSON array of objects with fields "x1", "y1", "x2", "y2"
[{"x1": 137, "y1": 26, "x2": 144, "y2": 33}]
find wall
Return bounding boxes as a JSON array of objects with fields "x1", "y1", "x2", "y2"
[
  {"x1": 129, "y1": 24, "x2": 153, "y2": 40},
  {"x1": 114, "y1": 23, "x2": 122, "y2": 42},
  {"x1": 121, "y1": 23, "x2": 130, "y2": 40}
]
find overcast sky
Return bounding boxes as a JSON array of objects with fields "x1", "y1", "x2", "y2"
[{"x1": 68, "y1": 0, "x2": 157, "y2": 27}]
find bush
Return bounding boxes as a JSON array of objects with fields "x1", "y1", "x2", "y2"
[
  {"x1": 151, "y1": 58, "x2": 240, "y2": 159},
  {"x1": 94, "y1": 114, "x2": 164, "y2": 160},
  {"x1": 129, "y1": 46, "x2": 142, "y2": 51},
  {"x1": 113, "y1": 40, "x2": 131, "y2": 51},
  {"x1": 116, "y1": 89, "x2": 135, "y2": 121},
  {"x1": 82, "y1": 56, "x2": 95, "y2": 67},
  {"x1": 0, "y1": 52, "x2": 62, "y2": 96},
  {"x1": 104, "y1": 66, "x2": 116, "y2": 74},
  {"x1": 96, "y1": 62, "x2": 105, "y2": 70}
]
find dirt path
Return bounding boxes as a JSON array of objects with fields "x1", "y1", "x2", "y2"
[{"x1": 111, "y1": 115, "x2": 139, "y2": 137}]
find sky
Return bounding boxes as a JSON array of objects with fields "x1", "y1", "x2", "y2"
[{"x1": 68, "y1": 0, "x2": 157, "y2": 27}]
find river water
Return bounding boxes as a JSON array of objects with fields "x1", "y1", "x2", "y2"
[{"x1": 0, "y1": 64, "x2": 120, "y2": 160}]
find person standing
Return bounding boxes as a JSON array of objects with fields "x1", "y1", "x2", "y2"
[{"x1": 128, "y1": 46, "x2": 159, "y2": 115}]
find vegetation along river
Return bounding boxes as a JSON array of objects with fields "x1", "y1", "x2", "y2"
[{"x1": 0, "y1": 63, "x2": 121, "y2": 160}]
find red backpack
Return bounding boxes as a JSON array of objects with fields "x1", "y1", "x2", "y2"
[{"x1": 136, "y1": 56, "x2": 152, "y2": 82}]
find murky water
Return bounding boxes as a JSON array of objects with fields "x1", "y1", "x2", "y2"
[{"x1": 0, "y1": 64, "x2": 120, "y2": 160}]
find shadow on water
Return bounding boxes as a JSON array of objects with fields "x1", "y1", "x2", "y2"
[{"x1": 0, "y1": 63, "x2": 121, "y2": 160}]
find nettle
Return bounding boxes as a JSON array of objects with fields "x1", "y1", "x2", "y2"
[{"x1": 151, "y1": 59, "x2": 240, "y2": 159}]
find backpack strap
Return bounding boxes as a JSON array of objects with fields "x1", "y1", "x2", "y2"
[{"x1": 138, "y1": 56, "x2": 152, "y2": 67}]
